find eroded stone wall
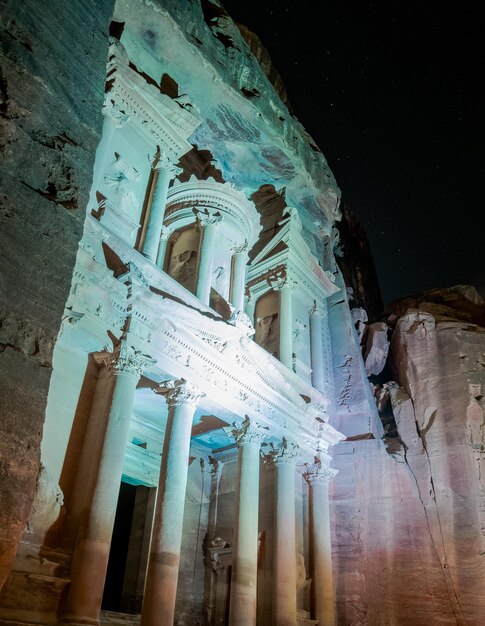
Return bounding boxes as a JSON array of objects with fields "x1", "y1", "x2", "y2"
[
  {"x1": 333, "y1": 288, "x2": 485, "y2": 624},
  {"x1": 0, "y1": 0, "x2": 114, "y2": 587}
]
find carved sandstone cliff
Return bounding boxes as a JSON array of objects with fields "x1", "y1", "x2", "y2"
[
  {"x1": 0, "y1": 0, "x2": 114, "y2": 587},
  {"x1": 333, "y1": 286, "x2": 485, "y2": 624}
]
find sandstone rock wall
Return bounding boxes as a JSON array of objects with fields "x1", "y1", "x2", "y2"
[
  {"x1": 333, "y1": 288, "x2": 485, "y2": 624},
  {"x1": 0, "y1": 0, "x2": 114, "y2": 587}
]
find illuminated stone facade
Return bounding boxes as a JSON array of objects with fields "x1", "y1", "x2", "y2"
[{"x1": 0, "y1": 1, "x2": 376, "y2": 625}]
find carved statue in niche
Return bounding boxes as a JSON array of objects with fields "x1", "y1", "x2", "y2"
[
  {"x1": 167, "y1": 227, "x2": 200, "y2": 292},
  {"x1": 104, "y1": 152, "x2": 139, "y2": 216},
  {"x1": 293, "y1": 320, "x2": 307, "y2": 351},
  {"x1": 256, "y1": 313, "x2": 279, "y2": 357},
  {"x1": 213, "y1": 265, "x2": 229, "y2": 299},
  {"x1": 170, "y1": 249, "x2": 198, "y2": 288}
]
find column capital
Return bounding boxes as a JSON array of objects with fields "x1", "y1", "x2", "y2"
[
  {"x1": 153, "y1": 150, "x2": 183, "y2": 177},
  {"x1": 231, "y1": 240, "x2": 249, "y2": 255},
  {"x1": 94, "y1": 343, "x2": 152, "y2": 378},
  {"x1": 303, "y1": 460, "x2": 338, "y2": 486},
  {"x1": 230, "y1": 416, "x2": 268, "y2": 447},
  {"x1": 158, "y1": 378, "x2": 205, "y2": 409},
  {"x1": 208, "y1": 456, "x2": 224, "y2": 480},
  {"x1": 266, "y1": 437, "x2": 300, "y2": 467},
  {"x1": 309, "y1": 301, "x2": 324, "y2": 318},
  {"x1": 196, "y1": 210, "x2": 223, "y2": 228},
  {"x1": 102, "y1": 98, "x2": 131, "y2": 127}
]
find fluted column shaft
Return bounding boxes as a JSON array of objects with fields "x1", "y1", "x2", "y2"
[
  {"x1": 140, "y1": 380, "x2": 204, "y2": 626},
  {"x1": 271, "y1": 440, "x2": 299, "y2": 626},
  {"x1": 279, "y1": 285, "x2": 293, "y2": 369},
  {"x1": 310, "y1": 306, "x2": 325, "y2": 393},
  {"x1": 196, "y1": 214, "x2": 222, "y2": 305},
  {"x1": 231, "y1": 248, "x2": 249, "y2": 312},
  {"x1": 63, "y1": 345, "x2": 144, "y2": 626},
  {"x1": 143, "y1": 162, "x2": 174, "y2": 262},
  {"x1": 228, "y1": 418, "x2": 266, "y2": 626}
]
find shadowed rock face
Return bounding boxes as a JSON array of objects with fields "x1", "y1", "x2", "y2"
[
  {"x1": 336, "y1": 205, "x2": 383, "y2": 321},
  {"x1": 0, "y1": 0, "x2": 114, "y2": 588}
]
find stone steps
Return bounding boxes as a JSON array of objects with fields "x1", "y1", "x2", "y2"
[{"x1": 100, "y1": 611, "x2": 141, "y2": 626}]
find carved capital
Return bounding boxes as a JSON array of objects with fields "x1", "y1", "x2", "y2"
[
  {"x1": 103, "y1": 98, "x2": 131, "y2": 127},
  {"x1": 208, "y1": 456, "x2": 223, "y2": 482},
  {"x1": 303, "y1": 460, "x2": 338, "y2": 486},
  {"x1": 230, "y1": 416, "x2": 267, "y2": 447},
  {"x1": 266, "y1": 437, "x2": 300, "y2": 467},
  {"x1": 159, "y1": 378, "x2": 205, "y2": 409},
  {"x1": 196, "y1": 210, "x2": 223, "y2": 228},
  {"x1": 309, "y1": 302, "x2": 324, "y2": 319},
  {"x1": 231, "y1": 240, "x2": 249, "y2": 255},
  {"x1": 154, "y1": 150, "x2": 183, "y2": 178},
  {"x1": 108, "y1": 342, "x2": 151, "y2": 378}
]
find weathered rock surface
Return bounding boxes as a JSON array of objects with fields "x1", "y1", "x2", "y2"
[
  {"x1": 333, "y1": 286, "x2": 485, "y2": 624},
  {"x1": 363, "y1": 321, "x2": 389, "y2": 376},
  {"x1": 0, "y1": 0, "x2": 113, "y2": 588}
]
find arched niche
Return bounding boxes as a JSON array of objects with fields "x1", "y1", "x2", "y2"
[
  {"x1": 166, "y1": 224, "x2": 201, "y2": 294},
  {"x1": 254, "y1": 290, "x2": 280, "y2": 358}
]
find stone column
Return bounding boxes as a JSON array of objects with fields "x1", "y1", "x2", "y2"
[
  {"x1": 155, "y1": 225, "x2": 171, "y2": 270},
  {"x1": 269, "y1": 439, "x2": 299, "y2": 626},
  {"x1": 140, "y1": 379, "x2": 205, "y2": 626},
  {"x1": 142, "y1": 155, "x2": 181, "y2": 262},
  {"x1": 245, "y1": 294, "x2": 256, "y2": 328},
  {"x1": 62, "y1": 343, "x2": 146, "y2": 626},
  {"x1": 228, "y1": 417, "x2": 267, "y2": 626},
  {"x1": 196, "y1": 212, "x2": 223, "y2": 305},
  {"x1": 304, "y1": 462, "x2": 338, "y2": 626},
  {"x1": 310, "y1": 304, "x2": 325, "y2": 393},
  {"x1": 278, "y1": 282, "x2": 294, "y2": 369},
  {"x1": 230, "y1": 244, "x2": 249, "y2": 312}
]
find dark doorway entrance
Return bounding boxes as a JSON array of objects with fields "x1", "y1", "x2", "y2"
[{"x1": 102, "y1": 481, "x2": 136, "y2": 611}]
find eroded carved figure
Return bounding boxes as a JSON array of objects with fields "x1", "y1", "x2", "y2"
[{"x1": 256, "y1": 313, "x2": 279, "y2": 356}]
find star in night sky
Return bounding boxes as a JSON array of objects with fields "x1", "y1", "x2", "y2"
[{"x1": 222, "y1": 0, "x2": 484, "y2": 305}]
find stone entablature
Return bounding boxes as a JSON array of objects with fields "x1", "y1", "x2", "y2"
[
  {"x1": 247, "y1": 206, "x2": 339, "y2": 307},
  {"x1": 67, "y1": 218, "x2": 342, "y2": 456}
]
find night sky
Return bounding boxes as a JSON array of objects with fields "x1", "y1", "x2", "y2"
[{"x1": 222, "y1": 1, "x2": 483, "y2": 305}]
